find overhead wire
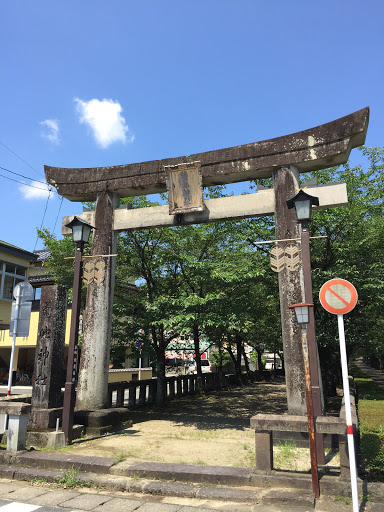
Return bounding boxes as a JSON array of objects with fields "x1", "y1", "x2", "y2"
[
  {"x1": 0, "y1": 172, "x2": 52, "y2": 191},
  {"x1": 0, "y1": 139, "x2": 45, "y2": 178},
  {"x1": 0, "y1": 165, "x2": 48, "y2": 185},
  {"x1": 34, "y1": 189, "x2": 52, "y2": 251},
  {"x1": 52, "y1": 196, "x2": 64, "y2": 232},
  {"x1": 0, "y1": 141, "x2": 64, "y2": 251}
]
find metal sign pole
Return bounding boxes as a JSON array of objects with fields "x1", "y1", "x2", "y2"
[
  {"x1": 4, "y1": 281, "x2": 34, "y2": 431},
  {"x1": 3, "y1": 294, "x2": 20, "y2": 431},
  {"x1": 337, "y1": 313, "x2": 359, "y2": 512},
  {"x1": 6, "y1": 292, "x2": 20, "y2": 396}
]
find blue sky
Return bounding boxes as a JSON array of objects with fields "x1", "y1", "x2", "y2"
[{"x1": 1, "y1": 1, "x2": 383, "y2": 252}]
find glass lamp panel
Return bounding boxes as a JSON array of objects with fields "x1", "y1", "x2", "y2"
[
  {"x1": 295, "y1": 199, "x2": 311, "y2": 221},
  {"x1": 72, "y1": 224, "x2": 83, "y2": 242},
  {"x1": 82, "y1": 225, "x2": 92, "y2": 243},
  {"x1": 295, "y1": 306, "x2": 309, "y2": 324}
]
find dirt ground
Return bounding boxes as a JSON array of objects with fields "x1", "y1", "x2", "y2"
[{"x1": 61, "y1": 378, "x2": 339, "y2": 471}]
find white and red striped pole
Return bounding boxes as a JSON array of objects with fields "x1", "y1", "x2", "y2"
[{"x1": 338, "y1": 313, "x2": 359, "y2": 512}]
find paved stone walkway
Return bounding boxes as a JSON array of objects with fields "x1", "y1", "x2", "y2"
[
  {"x1": 0, "y1": 475, "x2": 383, "y2": 512},
  {"x1": 354, "y1": 358, "x2": 384, "y2": 389}
]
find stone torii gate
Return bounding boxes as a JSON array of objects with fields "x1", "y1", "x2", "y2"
[{"x1": 46, "y1": 107, "x2": 369, "y2": 414}]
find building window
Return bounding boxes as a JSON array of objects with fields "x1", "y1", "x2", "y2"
[{"x1": 0, "y1": 260, "x2": 27, "y2": 300}]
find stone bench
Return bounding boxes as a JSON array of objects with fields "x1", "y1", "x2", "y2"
[
  {"x1": 250, "y1": 413, "x2": 357, "y2": 478},
  {"x1": 0, "y1": 401, "x2": 31, "y2": 452}
]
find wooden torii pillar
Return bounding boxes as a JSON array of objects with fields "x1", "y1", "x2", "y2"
[{"x1": 46, "y1": 107, "x2": 369, "y2": 413}]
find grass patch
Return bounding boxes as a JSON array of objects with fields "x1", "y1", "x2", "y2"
[
  {"x1": 31, "y1": 476, "x2": 49, "y2": 485},
  {"x1": 193, "y1": 459, "x2": 207, "y2": 465},
  {"x1": 350, "y1": 363, "x2": 384, "y2": 480},
  {"x1": 276, "y1": 441, "x2": 297, "y2": 459},
  {"x1": 57, "y1": 466, "x2": 91, "y2": 489},
  {"x1": 273, "y1": 441, "x2": 299, "y2": 471},
  {"x1": 335, "y1": 494, "x2": 352, "y2": 505}
]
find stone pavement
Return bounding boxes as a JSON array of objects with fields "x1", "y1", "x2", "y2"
[
  {"x1": 0, "y1": 477, "x2": 383, "y2": 512},
  {"x1": 0, "y1": 450, "x2": 384, "y2": 511},
  {"x1": 354, "y1": 359, "x2": 384, "y2": 389}
]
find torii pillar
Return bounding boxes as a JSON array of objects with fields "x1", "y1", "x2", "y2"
[
  {"x1": 273, "y1": 166, "x2": 306, "y2": 414},
  {"x1": 46, "y1": 107, "x2": 369, "y2": 413},
  {"x1": 76, "y1": 191, "x2": 119, "y2": 410}
]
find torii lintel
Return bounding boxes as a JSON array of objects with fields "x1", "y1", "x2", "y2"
[{"x1": 45, "y1": 107, "x2": 369, "y2": 202}]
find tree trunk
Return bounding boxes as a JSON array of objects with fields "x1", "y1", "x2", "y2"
[
  {"x1": 193, "y1": 322, "x2": 203, "y2": 394},
  {"x1": 234, "y1": 333, "x2": 243, "y2": 385},
  {"x1": 242, "y1": 345, "x2": 251, "y2": 382},
  {"x1": 256, "y1": 347, "x2": 263, "y2": 372},
  {"x1": 156, "y1": 349, "x2": 166, "y2": 405},
  {"x1": 153, "y1": 326, "x2": 167, "y2": 405}
]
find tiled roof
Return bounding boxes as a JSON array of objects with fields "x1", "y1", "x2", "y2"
[{"x1": 33, "y1": 249, "x2": 51, "y2": 262}]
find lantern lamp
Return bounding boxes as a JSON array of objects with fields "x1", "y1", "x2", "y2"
[
  {"x1": 286, "y1": 189, "x2": 319, "y2": 222},
  {"x1": 289, "y1": 303, "x2": 314, "y2": 325},
  {"x1": 65, "y1": 216, "x2": 95, "y2": 244}
]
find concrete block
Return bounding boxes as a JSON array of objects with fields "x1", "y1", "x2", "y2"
[
  {"x1": 27, "y1": 430, "x2": 66, "y2": 450},
  {"x1": 111, "y1": 460, "x2": 254, "y2": 486},
  {"x1": 262, "y1": 489, "x2": 315, "y2": 508},
  {"x1": 74, "y1": 407, "x2": 131, "y2": 427},
  {"x1": 196, "y1": 486, "x2": 260, "y2": 502},
  {"x1": 0, "y1": 464, "x2": 15, "y2": 479},
  {"x1": 13, "y1": 466, "x2": 62, "y2": 483},
  {"x1": 255, "y1": 431, "x2": 273, "y2": 471},
  {"x1": 0, "y1": 413, "x2": 5, "y2": 435},
  {"x1": 16, "y1": 450, "x2": 115, "y2": 473},
  {"x1": 7, "y1": 412, "x2": 29, "y2": 451},
  {"x1": 143, "y1": 480, "x2": 195, "y2": 498}
]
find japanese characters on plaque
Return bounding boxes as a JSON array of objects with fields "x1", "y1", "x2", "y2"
[{"x1": 35, "y1": 301, "x2": 52, "y2": 386}]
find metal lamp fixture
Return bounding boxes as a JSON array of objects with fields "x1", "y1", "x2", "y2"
[
  {"x1": 289, "y1": 302, "x2": 313, "y2": 325},
  {"x1": 286, "y1": 189, "x2": 320, "y2": 222},
  {"x1": 289, "y1": 300, "x2": 319, "y2": 498},
  {"x1": 65, "y1": 216, "x2": 94, "y2": 244},
  {"x1": 62, "y1": 216, "x2": 94, "y2": 444}
]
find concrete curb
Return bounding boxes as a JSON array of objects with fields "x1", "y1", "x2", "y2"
[{"x1": 1, "y1": 449, "x2": 384, "y2": 506}]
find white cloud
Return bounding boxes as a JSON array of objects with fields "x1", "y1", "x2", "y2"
[
  {"x1": 40, "y1": 119, "x2": 60, "y2": 144},
  {"x1": 19, "y1": 181, "x2": 53, "y2": 200},
  {"x1": 74, "y1": 97, "x2": 134, "y2": 148}
]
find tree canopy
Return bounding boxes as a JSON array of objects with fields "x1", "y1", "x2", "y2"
[{"x1": 38, "y1": 146, "x2": 384, "y2": 398}]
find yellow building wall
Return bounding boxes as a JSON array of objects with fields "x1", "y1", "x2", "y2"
[
  {"x1": 108, "y1": 368, "x2": 152, "y2": 382},
  {"x1": 0, "y1": 248, "x2": 51, "y2": 329},
  {"x1": 0, "y1": 309, "x2": 72, "y2": 347}
]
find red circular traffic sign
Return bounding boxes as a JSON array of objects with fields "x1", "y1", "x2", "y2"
[
  {"x1": 319, "y1": 278, "x2": 358, "y2": 315},
  {"x1": 319, "y1": 279, "x2": 357, "y2": 315}
]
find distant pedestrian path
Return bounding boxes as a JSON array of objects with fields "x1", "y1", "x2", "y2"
[{"x1": 353, "y1": 358, "x2": 384, "y2": 389}]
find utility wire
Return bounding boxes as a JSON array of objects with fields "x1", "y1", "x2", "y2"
[
  {"x1": 34, "y1": 189, "x2": 52, "y2": 251},
  {"x1": 0, "y1": 139, "x2": 45, "y2": 178},
  {"x1": 0, "y1": 165, "x2": 48, "y2": 185},
  {"x1": 0, "y1": 173, "x2": 52, "y2": 191},
  {"x1": 53, "y1": 196, "x2": 64, "y2": 232}
]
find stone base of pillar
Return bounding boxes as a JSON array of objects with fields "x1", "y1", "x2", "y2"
[
  {"x1": 74, "y1": 407, "x2": 132, "y2": 436},
  {"x1": 28, "y1": 407, "x2": 63, "y2": 429}
]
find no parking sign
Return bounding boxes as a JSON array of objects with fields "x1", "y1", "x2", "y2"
[
  {"x1": 319, "y1": 277, "x2": 359, "y2": 511},
  {"x1": 319, "y1": 278, "x2": 358, "y2": 315}
]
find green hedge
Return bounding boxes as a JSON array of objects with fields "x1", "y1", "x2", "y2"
[{"x1": 350, "y1": 364, "x2": 384, "y2": 480}]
